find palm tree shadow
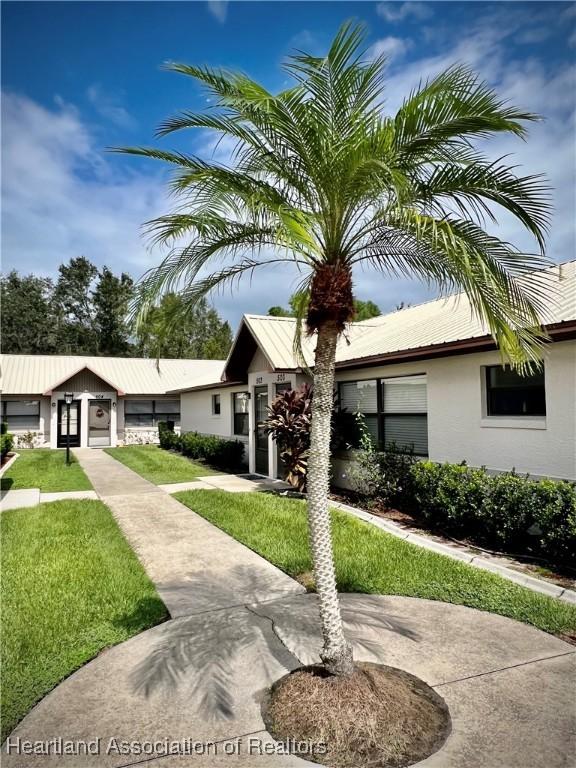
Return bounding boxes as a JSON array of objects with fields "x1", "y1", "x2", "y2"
[
  {"x1": 249, "y1": 593, "x2": 421, "y2": 665},
  {"x1": 123, "y1": 569, "x2": 421, "y2": 722},
  {"x1": 125, "y1": 565, "x2": 301, "y2": 721}
]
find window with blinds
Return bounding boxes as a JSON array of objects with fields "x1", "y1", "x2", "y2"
[
  {"x1": 2, "y1": 400, "x2": 40, "y2": 430},
  {"x1": 338, "y1": 375, "x2": 428, "y2": 455},
  {"x1": 124, "y1": 399, "x2": 180, "y2": 427}
]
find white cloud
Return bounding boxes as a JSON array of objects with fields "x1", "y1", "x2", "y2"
[
  {"x1": 376, "y1": 2, "x2": 432, "y2": 23},
  {"x1": 86, "y1": 84, "x2": 135, "y2": 128},
  {"x1": 374, "y1": 12, "x2": 575, "y2": 266},
  {"x1": 2, "y1": 7, "x2": 573, "y2": 327},
  {"x1": 207, "y1": 0, "x2": 228, "y2": 23},
  {"x1": 1, "y1": 92, "x2": 167, "y2": 281},
  {"x1": 515, "y1": 27, "x2": 551, "y2": 45},
  {"x1": 370, "y1": 35, "x2": 411, "y2": 62}
]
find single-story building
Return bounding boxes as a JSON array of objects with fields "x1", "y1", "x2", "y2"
[
  {"x1": 171, "y1": 260, "x2": 576, "y2": 482},
  {"x1": 0, "y1": 356, "x2": 223, "y2": 449},
  {"x1": 1, "y1": 260, "x2": 574, "y2": 481}
]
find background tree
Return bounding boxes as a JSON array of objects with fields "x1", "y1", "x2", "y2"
[
  {"x1": 53, "y1": 256, "x2": 99, "y2": 354},
  {"x1": 118, "y1": 23, "x2": 550, "y2": 676},
  {"x1": 135, "y1": 293, "x2": 232, "y2": 359},
  {"x1": 1, "y1": 272, "x2": 58, "y2": 354},
  {"x1": 268, "y1": 291, "x2": 381, "y2": 320},
  {"x1": 92, "y1": 267, "x2": 134, "y2": 356}
]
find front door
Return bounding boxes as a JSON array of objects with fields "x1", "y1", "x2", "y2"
[
  {"x1": 254, "y1": 385, "x2": 269, "y2": 475},
  {"x1": 57, "y1": 400, "x2": 81, "y2": 448},
  {"x1": 275, "y1": 382, "x2": 292, "y2": 479},
  {"x1": 88, "y1": 399, "x2": 111, "y2": 447}
]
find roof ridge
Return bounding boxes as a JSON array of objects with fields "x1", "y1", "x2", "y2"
[{"x1": 0, "y1": 353, "x2": 225, "y2": 363}]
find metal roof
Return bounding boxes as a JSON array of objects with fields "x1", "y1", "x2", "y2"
[
  {"x1": 242, "y1": 260, "x2": 576, "y2": 370},
  {"x1": 1, "y1": 355, "x2": 225, "y2": 395},
  {"x1": 3, "y1": 262, "x2": 574, "y2": 395}
]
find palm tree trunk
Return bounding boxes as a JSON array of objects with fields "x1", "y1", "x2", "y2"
[{"x1": 306, "y1": 320, "x2": 354, "y2": 676}]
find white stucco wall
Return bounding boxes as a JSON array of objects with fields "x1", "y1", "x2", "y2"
[
  {"x1": 178, "y1": 339, "x2": 576, "y2": 482},
  {"x1": 180, "y1": 385, "x2": 250, "y2": 465},
  {"x1": 180, "y1": 369, "x2": 310, "y2": 476},
  {"x1": 335, "y1": 339, "x2": 576, "y2": 481}
]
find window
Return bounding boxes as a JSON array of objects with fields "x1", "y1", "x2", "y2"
[
  {"x1": 486, "y1": 365, "x2": 546, "y2": 417},
  {"x1": 381, "y1": 377, "x2": 428, "y2": 455},
  {"x1": 153, "y1": 399, "x2": 180, "y2": 425},
  {"x1": 339, "y1": 380, "x2": 379, "y2": 441},
  {"x1": 2, "y1": 400, "x2": 40, "y2": 430},
  {"x1": 338, "y1": 375, "x2": 428, "y2": 455},
  {"x1": 212, "y1": 394, "x2": 221, "y2": 416},
  {"x1": 233, "y1": 392, "x2": 249, "y2": 436},
  {"x1": 124, "y1": 399, "x2": 180, "y2": 427}
]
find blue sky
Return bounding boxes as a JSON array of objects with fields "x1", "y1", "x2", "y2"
[{"x1": 2, "y1": 1, "x2": 575, "y2": 324}]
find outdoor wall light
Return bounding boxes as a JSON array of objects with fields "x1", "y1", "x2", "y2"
[
  {"x1": 112, "y1": 402, "x2": 116, "y2": 409},
  {"x1": 64, "y1": 392, "x2": 74, "y2": 405}
]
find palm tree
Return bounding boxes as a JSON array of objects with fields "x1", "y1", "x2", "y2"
[{"x1": 117, "y1": 22, "x2": 551, "y2": 676}]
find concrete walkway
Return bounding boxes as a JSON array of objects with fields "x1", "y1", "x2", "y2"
[
  {"x1": 3, "y1": 449, "x2": 573, "y2": 767},
  {"x1": 159, "y1": 475, "x2": 291, "y2": 494},
  {"x1": 72, "y1": 449, "x2": 303, "y2": 617},
  {"x1": 1, "y1": 489, "x2": 98, "y2": 512},
  {"x1": 2, "y1": 594, "x2": 574, "y2": 767}
]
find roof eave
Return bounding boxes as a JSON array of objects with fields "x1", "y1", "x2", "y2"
[
  {"x1": 167, "y1": 379, "x2": 247, "y2": 395},
  {"x1": 334, "y1": 319, "x2": 576, "y2": 371}
]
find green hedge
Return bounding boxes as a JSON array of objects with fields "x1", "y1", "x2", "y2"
[
  {"x1": 350, "y1": 449, "x2": 576, "y2": 567},
  {"x1": 158, "y1": 422, "x2": 244, "y2": 471},
  {"x1": 1, "y1": 423, "x2": 13, "y2": 459},
  {"x1": 158, "y1": 422, "x2": 181, "y2": 451}
]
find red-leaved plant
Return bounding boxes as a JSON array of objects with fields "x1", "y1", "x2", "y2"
[{"x1": 264, "y1": 384, "x2": 312, "y2": 492}]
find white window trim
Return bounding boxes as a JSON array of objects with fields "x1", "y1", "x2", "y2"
[
  {"x1": 480, "y1": 364, "x2": 547, "y2": 428},
  {"x1": 480, "y1": 417, "x2": 547, "y2": 430}
]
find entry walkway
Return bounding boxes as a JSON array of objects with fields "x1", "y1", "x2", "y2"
[
  {"x1": 3, "y1": 449, "x2": 573, "y2": 767},
  {"x1": 72, "y1": 449, "x2": 303, "y2": 617},
  {"x1": 3, "y1": 594, "x2": 574, "y2": 767}
]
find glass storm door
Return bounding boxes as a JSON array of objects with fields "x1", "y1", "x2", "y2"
[
  {"x1": 57, "y1": 400, "x2": 81, "y2": 448},
  {"x1": 254, "y1": 386, "x2": 269, "y2": 475},
  {"x1": 275, "y1": 382, "x2": 292, "y2": 479},
  {"x1": 88, "y1": 399, "x2": 111, "y2": 447}
]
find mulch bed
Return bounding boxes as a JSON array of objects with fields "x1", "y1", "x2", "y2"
[
  {"x1": 264, "y1": 663, "x2": 451, "y2": 768},
  {"x1": 329, "y1": 490, "x2": 576, "y2": 589}
]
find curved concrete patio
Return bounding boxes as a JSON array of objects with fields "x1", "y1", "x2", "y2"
[
  {"x1": 2, "y1": 594, "x2": 574, "y2": 768},
  {"x1": 4, "y1": 450, "x2": 574, "y2": 767}
]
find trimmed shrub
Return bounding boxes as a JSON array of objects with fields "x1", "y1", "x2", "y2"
[
  {"x1": 348, "y1": 444, "x2": 576, "y2": 567},
  {"x1": 158, "y1": 421, "x2": 181, "y2": 451},
  {"x1": 409, "y1": 461, "x2": 576, "y2": 567},
  {"x1": 171, "y1": 431, "x2": 244, "y2": 471},
  {"x1": 1, "y1": 427, "x2": 14, "y2": 460}
]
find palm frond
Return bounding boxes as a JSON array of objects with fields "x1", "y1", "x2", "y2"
[{"x1": 116, "y1": 21, "x2": 553, "y2": 371}]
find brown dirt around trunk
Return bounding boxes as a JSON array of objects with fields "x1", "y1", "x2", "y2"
[{"x1": 263, "y1": 662, "x2": 451, "y2": 768}]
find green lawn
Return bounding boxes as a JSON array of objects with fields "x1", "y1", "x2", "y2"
[
  {"x1": 0, "y1": 449, "x2": 92, "y2": 492},
  {"x1": 175, "y1": 490, "x2": 576, "y2": 638},
  {"x1": 104, "y1": 444, "x2": 218, "y2": 484},
  {"x1": 1, "y1": 499, "x2": 167, "y2": 740}
]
